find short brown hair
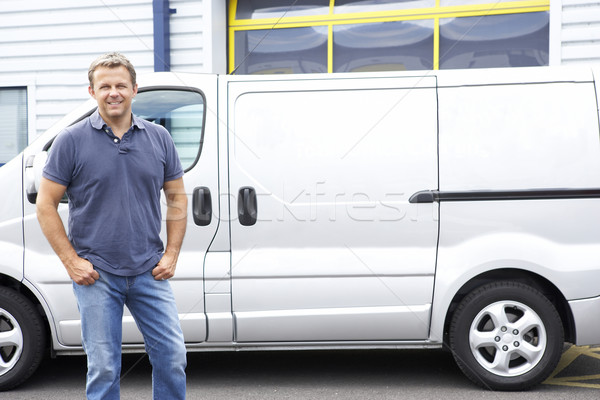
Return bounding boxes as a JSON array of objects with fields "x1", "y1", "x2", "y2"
[{"x1": 88, "y1": 52, "x2": 137, "y2": 88}]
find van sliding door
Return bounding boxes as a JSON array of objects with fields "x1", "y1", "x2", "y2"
[{"x1": 228, "y1": 76, "x2": 439, "y2": 342}]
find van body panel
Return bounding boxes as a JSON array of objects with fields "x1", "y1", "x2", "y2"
[
  {"x1": 4, "y1": 66, "x2": 600, "y2": 390},
  {"x1": 204, "y1": 251, "x2": 233, "y2": 342},
  {"x1": 226, "y1": 76, "x2": 439, "y2": 342},
  {"x1": 436, "y1": 65, "x2": 594, "y2": 87},
  {"x1": 430, "y1": 199, "x2": 600, "y2": 342},
  {"x1": 430, "y1": 73, "x2": 600, "y2": 343},
  {"x1": 20, "y1": 276, "x2": 62, "y2": 350},
  {"x1": 235, "y1": 305, "x2": 431, "y2": 342},
  {"x1": 438, "y1": 82, "x2": 600, "y2": 191},
  {"x1": 569, "y1": 296, "x2": 600, "y2": 345},
  {"x1": 0, "y1": 156, "x2": 25, "y2": 282}
]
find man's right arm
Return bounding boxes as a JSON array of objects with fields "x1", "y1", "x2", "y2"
[{"x1": 36, "y1": 177, "x2": 99, "y2": 285}]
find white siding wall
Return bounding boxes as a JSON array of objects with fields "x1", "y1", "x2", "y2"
[
  {"x1": 560, "y1": 0, "x2": 600, "y2": 64},
  {"x1": 0, "y1": 0, "x2": 221, "y2": 141},
  {"x1": 171, "y1": 0, "x2": 226, "y2": 74},
  {"x1": 172, "y1": 0, "x2": 203, "y2": 72}
]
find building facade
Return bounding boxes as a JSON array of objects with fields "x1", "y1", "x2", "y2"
[{"x1": 0, "y1": 0, "x2": 598, "y2": 164}]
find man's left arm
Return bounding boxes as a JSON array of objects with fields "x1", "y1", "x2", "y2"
[{"x1": 153, "y1": 177, "x2": 188, "y2": 281}]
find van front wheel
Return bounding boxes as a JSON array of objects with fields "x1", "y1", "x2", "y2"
[
  {"x1": 449, "y1": 282, "x2": 563, "y2": 390},
  {"x1": 0, "y1": 287, "x2": 46, "y2": 391}
]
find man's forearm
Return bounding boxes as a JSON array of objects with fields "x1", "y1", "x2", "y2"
[
  {"x1": 36, "y1": 179, "x2": 99, "y2": 285},
  {"x1": 165, "y1": 192, "x2": 188, "y2": 257},
  {"x1": 37, "y1": 204, "x2": 98, "y2": 285},
  {"x1": 152, "y1": 189, "x2": 187, "y2": 280},
  {"x1": 37, "y1": 203, "x2": 79, "y2": 266}
]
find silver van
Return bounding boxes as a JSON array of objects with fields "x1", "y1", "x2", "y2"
[{"x1": 1, "y1": 66, "x2": 600, "y2": 391}]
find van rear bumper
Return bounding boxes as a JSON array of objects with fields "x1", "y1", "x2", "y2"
[{"x1": 569, "y1": 296, "x2": 600, "y2": 345}]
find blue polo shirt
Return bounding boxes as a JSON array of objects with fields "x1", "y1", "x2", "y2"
[{"x1": 43, "y1": 110, "x2": 184, "y2": 276}]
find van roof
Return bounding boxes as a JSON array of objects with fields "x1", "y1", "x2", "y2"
[{"x1": 142, "y1": 65, "x2": 594, "y2": 88}]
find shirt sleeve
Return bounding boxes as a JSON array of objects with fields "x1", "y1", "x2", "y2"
[{"x1": 42, "y1": 129, "x2": 75, "y2": 187}]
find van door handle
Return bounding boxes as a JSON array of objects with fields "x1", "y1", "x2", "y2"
[
  {"x1": 192, "y1": 186, "x2": 212, "y2": 226},
  {"x1": 238, "y1": 186, "x2": 257, "y2": 226}
]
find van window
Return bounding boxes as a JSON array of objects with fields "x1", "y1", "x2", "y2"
[
  {"x1": 132, "y1": 89, "x2": 205, "y2": 171},
  {"x1": 334, "y1": 0, "x2": 435, "y2": 12},
  {"x1": 236, "y1": 0, "x2": 329, "y2": 19}
]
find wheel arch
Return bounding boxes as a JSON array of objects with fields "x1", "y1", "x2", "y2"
[
  {"x1": 0, "y1": 273, "x2": 52, "y2": 352},
  {"x1": 442, "y1": 268, "x2": 575, "y2": 346}
]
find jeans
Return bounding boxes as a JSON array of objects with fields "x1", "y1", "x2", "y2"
[{"x1": 73, "y1": 268, "x2": 187, "y2": 400}]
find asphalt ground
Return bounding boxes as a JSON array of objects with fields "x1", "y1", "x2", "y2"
[{"x1": 4, "y1": 345, "x2": 600, "y2": 399}]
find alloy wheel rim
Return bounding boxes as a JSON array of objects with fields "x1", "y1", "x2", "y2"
[
  {"x1": 468, "y1": 300, "x2": 547, "y2": 377},
  {"x1": 0, "y1": 308, "x2": 24, "y2": 377}
]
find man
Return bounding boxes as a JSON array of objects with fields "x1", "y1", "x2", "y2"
[{"x1": 36, "y1": 52, "x2": 188, "y2": 399}]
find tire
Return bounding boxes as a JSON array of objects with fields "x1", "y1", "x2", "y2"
[
  {"x1": 449, "y1": 281, "x2": 564, "y2": 391},
  {"x1": 0, "y1": 287, "x2": 46, "y2": 391}
]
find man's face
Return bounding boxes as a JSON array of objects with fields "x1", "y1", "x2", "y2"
[{"x1": 88, "y1": 65, "x2": 138, "y2": 122}]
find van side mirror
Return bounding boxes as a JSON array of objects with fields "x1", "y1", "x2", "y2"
[{"x1": 25, "y1": 152, "x2": 48, "y2": 204}]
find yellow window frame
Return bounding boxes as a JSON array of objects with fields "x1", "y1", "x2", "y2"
[{"x1": 228, "y1": 0, "x2": 550, "y2": 73}]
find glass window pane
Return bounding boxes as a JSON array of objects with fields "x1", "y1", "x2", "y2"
[
  {"x1": 234, "y1": 27, "x2": 328, "y2": 74},
  {"x1": 0, "y1": 87, "x2": 27, "y2": 165},
  {"x1": 333, "y1": 20, "x2": 434, "y2": 72},
  {"x1": 236, "y1": 0, "x2": 329, "y2": 19},
  {"x1": 132, "y1": 90, "x2": 205, "y2": 170},
  {"x1": 334, "y1": 0, "x2": 435, "y2": 13},
  {"x1": 439, "y1": 12, "x2": 549, "y2": 69}
]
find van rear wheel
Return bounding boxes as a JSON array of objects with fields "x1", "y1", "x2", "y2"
[
  {"x1": 449, "y1": 281, "x2": 563, "y2": 390},
  {"x1": 0, "y1": 287, "x2": 46, "y2": 391}
]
